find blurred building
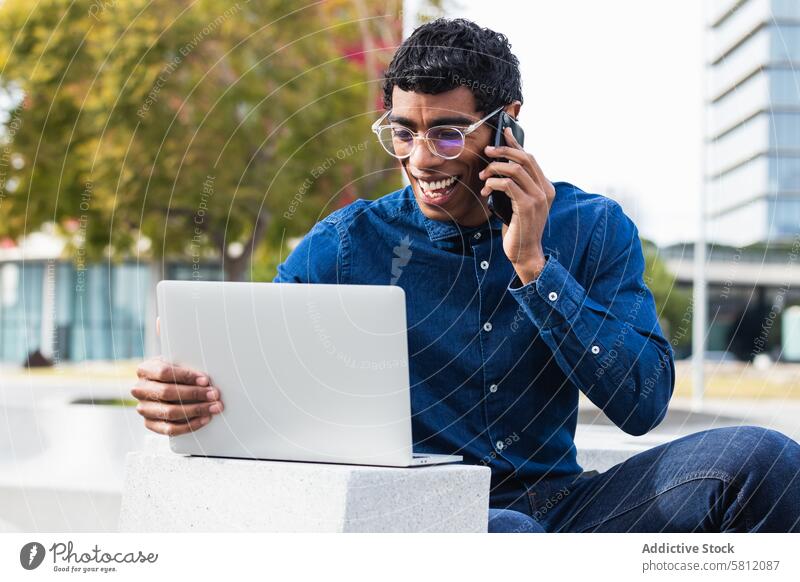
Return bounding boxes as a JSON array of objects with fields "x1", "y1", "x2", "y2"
[
  {"x1": 662, "y1": 0, "x2": 800, "y2": 361},
  {"x1": 0, "y1": 234, "x2": 222, "y2": 363},
  {"x1": 706, "y1": 0, "x2": 800, "y2": 245}
]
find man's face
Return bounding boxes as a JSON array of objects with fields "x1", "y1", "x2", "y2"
[{"x1": 390, "y1": 86, "x2": 495, "y2": 227}]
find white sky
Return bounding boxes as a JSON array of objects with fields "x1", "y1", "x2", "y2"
[{"x1": 443, "y1": 0, "x2": 707, "y2": 246}]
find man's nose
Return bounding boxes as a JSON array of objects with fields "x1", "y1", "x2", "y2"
[{"x1": 408, "y1": 136, "x2": 445, "y2": 170}]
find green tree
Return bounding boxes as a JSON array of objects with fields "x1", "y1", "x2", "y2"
[
  {"x1": 0, "y1": 0, "x2": 402, "y2": 280},
  {"x1": 642, "y1": 239, "x2": 691, "y2": 350}
]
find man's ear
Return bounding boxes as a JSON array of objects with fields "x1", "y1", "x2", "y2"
[{"x1": 505, "y1": 100, "x2": 522, "y2": 120}]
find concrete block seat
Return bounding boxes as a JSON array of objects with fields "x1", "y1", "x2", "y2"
[
  {"x1": 120, "y1": 450, "x2": 491, "y2": 533},
  {"x1": 119, "y1": 425, "x2": 679, "y2": 533}
]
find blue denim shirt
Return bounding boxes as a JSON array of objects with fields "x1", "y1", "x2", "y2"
[{"x1": 274, "y1": 182, "x2": 675, "y2": 495}]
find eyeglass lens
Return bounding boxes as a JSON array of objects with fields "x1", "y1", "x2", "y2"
[{"x1": 377, "y1": 126, "x2": 465, "y2": 159}]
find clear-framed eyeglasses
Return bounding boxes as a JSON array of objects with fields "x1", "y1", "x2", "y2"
[{"x1": 371, "y1": 106, "x2": 504, "y2": 160}]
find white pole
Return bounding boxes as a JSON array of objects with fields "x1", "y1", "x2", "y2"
[
  {"x1": 144, "y1": 261, "x2": 161, "y2": 358},
  {"x1": 400, "y1": 0, "x2": 422, "y2": 191},
  {"x1": 39, "y1": 259, "x2": 57, "y2": 362},
  {"x1": 402, "y1": 0, "x2": 418, "y2": 38},
  {"x1": 692, "y1": 198, "x2": 707, "y2": 410},
  {"x1": 692, "y1": 5, "x2": 710, "y2": 411}
]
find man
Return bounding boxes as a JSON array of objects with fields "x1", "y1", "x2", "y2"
[{"x1": 132, "y1": 18, "x2": 800, "y2": 532}]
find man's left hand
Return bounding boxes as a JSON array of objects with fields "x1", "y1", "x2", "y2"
[{"x1": 479, "y1": 127, "x2": 556, "y2": 285}]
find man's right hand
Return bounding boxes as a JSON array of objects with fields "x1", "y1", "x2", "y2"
[{"x1": 131, "y1": 358, "x2": 224, "y2": 436}]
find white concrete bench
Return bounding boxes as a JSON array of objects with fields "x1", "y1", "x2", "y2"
[
  {"x1": 117, "y1": 427, "x2": 681, "y2": 533},
  {"x1": 119, "y1": 449, "x2": 491, "y2": 533}
]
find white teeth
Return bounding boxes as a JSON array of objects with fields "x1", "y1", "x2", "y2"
[{"x1": 419, "y1": 175, "x2": 457, "y2": 194}]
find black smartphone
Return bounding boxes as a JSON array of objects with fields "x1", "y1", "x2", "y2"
[{"x1": 487, "y1": 112, "x2": 525, "y2": 226}]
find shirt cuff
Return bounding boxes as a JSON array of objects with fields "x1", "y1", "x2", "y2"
[{"x1": 507, "y1": 254, "x2": 586, "y2": 329}]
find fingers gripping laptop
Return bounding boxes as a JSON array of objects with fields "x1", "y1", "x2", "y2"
[{"x1": 156, "y1": 281, "x2": 462, "y2": 467}]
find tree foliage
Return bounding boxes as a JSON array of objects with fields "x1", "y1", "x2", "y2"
[
  {"x1": 0, "y1": 0, "x2": 403, "y2": 280},
  {"x1": 642, "y1": 239, "x2": 692, "y2": 349}
]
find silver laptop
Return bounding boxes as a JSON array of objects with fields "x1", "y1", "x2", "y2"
[{"x1": 156, "y1": 281, "x2": 462, "y2": 467}]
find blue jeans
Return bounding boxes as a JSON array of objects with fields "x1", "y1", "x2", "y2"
[{"x1": 488, "y1": 426, "x2": 800, "y2": 533}]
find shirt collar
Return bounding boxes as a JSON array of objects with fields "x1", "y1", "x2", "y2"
[{"x1": 403, "y1": 186, "x2": 505, "y2": 241}]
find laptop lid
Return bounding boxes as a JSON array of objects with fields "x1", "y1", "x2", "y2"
[{"x1": 157, "y1": 281, "x2": 415, "y2": 466}]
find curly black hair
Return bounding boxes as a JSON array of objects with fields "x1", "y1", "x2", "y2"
[{"x1": 382, "y1": 18, "x2": 523, "y2": 115}]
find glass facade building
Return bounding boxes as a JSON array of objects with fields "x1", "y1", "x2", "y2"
[
  {"x1": 706, "y1": 0, "x2": 800, "y2": 246},
  {"x1": 0, "y1": 260, "x2": 223, "y2": 364}
]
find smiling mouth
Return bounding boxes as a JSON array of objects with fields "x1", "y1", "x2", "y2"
[{"x1": 415, "y1": 175, "x2": 460, "y2": 205}]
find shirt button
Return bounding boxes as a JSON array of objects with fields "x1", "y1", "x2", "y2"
[
  {"x1": 548, "y1": 291, "x2": 558, "y2": 301},
  {"x1": 483, "y1": 322, "x2": 493, "y2": 332},
  {"x1": 474, "y1": 232, "x2": 482, "y2": 239},
  {"x1": 489, "y1": 384, "x2": 498, "y2": 393},
  {"x1": 496, "y1": 441, "x2": 505, "y2": 451},
  {"x1": 591, "y1": 345, "x2": 600, "y2": 355},
  {"x1": 480, "y1": 260, "x2": 489, "y2": 270}
]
